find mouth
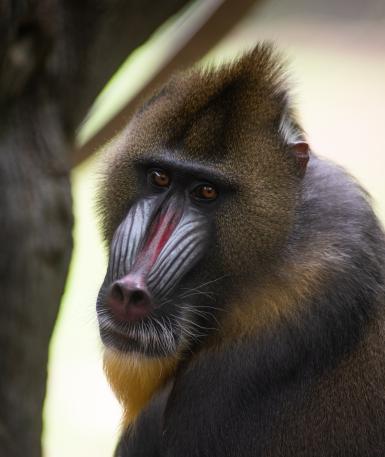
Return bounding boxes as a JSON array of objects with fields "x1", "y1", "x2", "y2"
[
  {"x1": 97, "y1": 294, "x2": 180, "y2": 357},
  {"x1": 99, "y1": 321, "x2": 142, "y2": 353}
]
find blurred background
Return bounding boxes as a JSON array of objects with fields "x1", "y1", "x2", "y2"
[{"x1": 1, "y1": 0, "x2": 384, "y2": 456}]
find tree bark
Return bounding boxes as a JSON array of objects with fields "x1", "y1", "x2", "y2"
[{"x1": 0, "y1": 1, "x2": 189, "y2": 456}]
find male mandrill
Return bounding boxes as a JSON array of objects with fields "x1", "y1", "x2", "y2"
[{"x1": 96, "y1": 44, "x2": 385, "y2": 456}]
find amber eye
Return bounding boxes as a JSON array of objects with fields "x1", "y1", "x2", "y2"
[
  {"x1": 149, "y1": 169, "x2": 171, "y2": 188},
  {"x1": 192, "y1": 184, "x2": 218, "y2": 202}
]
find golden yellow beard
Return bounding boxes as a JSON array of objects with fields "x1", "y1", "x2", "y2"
[{"x1": 103, "y1": 349, "x2": 179, "y2": 428}]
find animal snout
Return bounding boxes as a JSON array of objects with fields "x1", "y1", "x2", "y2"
[{"x1": 107, "y1": 274, "x2": 153, "y2": 322}]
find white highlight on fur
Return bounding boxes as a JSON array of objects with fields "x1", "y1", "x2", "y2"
[{"x1": 278, "y1": 104, "x2": 303, "y2": 145}]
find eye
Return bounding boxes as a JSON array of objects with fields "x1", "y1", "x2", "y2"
[
  {"x1": 148, "y1": 169, "x2": 171, "y2": 188},
  {"x1": 191, "y1": 184, "x2": 218, "y2": 202}
]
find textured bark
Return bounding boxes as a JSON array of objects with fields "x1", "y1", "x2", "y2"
[{"x1": 0, "y1": 1, "x2": 189, "y2": 456}]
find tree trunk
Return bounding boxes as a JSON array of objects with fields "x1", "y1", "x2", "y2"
[{"x1": 0, "y1": 1, "x2": 189, "y2": 456}]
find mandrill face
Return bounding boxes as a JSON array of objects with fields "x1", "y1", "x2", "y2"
[
  {"x1": 96, "y1": 148, "x2": 301, "y2": 358},
  {"x1": 96, "y1": 46, "x2": 305, "y2": 359},
  {"x1": 96, "y1": 157, "x2": 226, "y2": 357}
]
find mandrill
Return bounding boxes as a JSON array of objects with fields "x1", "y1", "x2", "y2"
[{"x1": 96, "y1": 44, "x2": 385, "y2": 456}]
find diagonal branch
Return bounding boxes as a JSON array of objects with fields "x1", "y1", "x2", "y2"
[{"x1": 72, "y1": 0, "x2": 260, "y2": 166}]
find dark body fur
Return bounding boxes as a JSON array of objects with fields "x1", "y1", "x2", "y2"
[
  {"x1": 97, "y1": 45, "x2": 385, "y2": 456},
  {"x1": 116, "y1": 157, "x2": 385, "y2": 457}
]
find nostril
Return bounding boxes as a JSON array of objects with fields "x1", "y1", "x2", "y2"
[
  {"x1": 106, "y1": 276, "x2": 153, "y2": 322},
  {"x1": 109, "y1": 283, "x2": 125, "y2": 304},
  {"x1": 130, "y1": 289, "x2": 147, "y2": 306}
]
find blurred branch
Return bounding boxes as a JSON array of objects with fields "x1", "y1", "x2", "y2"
[{"x1": 72, "y1": 0, "x2": 260, "y2": 166}]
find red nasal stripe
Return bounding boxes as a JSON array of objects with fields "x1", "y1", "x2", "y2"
[
  {"x1": 141, "y1": 212, "x2": 179, "y2": 267},
  {"x1": 151, "y1": 214, "x2": 176, "y2": 262}
]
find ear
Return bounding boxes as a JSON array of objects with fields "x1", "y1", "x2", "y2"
[{"x1": 288, "y1": 141, "x2": 310, "y2": 177}]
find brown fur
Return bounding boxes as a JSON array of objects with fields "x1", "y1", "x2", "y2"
[
  {"x1": 98, "y1": 44, "x2": 300, "y2": 247},
  {"x1": 217, "y1": 249, "x2": 329, "y2": 342}
]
